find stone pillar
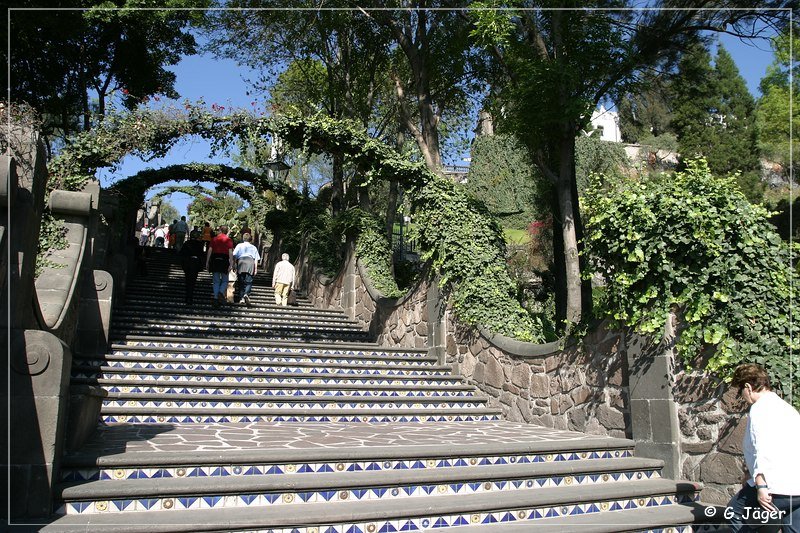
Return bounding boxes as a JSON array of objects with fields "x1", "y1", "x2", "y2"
[
  {"x1": 341, "y1": 237, "x2": 358, "y2": 320},
  {"x1": 8, "y1": 127, "x2": 49, "y2": 330},
  {"x1": 0, "y1": 154, "x2": 13, "y2": 317},
  {"x1": 10, "y1": 329, "x2": 73, "y2": 519},
  {"x1": 76, "y1": 270, "x2": 114, "y2": 356},
  {"x1": 625, "y1": 315, "x2": 681, "y2": 479},
  {"x1": 427, "y1": 277, "x2": 448, "y2": 364}
]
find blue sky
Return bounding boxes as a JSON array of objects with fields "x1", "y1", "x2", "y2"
[{"x1": 100, "y1": 28, "x2": 779, "y2": 218}]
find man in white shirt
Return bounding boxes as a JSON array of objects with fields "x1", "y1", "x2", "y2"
[
  {"x1": 728, "y1": 363, "x2": 800, "y2": 532},
  {"x1": 154, "y1": 225, "x2": 166, "y2": 248},
  {"x1": 271, "y1": 253, "x2": 295, "y2": 306},
  {"x1": 139, "y1": 225, "x2": 150, "y2": 247},
  {"x1": 232, "y1": 233, "x2": 261, "y2": 306}
]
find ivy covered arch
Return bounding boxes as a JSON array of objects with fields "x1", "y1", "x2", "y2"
[
  {"x1": 50, "y1": 107, "x2": 546, "y2": 342},
  {"x1": 109, "y1": 162, "x2": 300, "y2": 213}
]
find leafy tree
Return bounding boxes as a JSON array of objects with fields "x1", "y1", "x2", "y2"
[
  {"x1": 671, "y1": 41, "x2": 761, "y2": 200},
  {"x1": 713, "y1": 45, "x2": 759, "y2": 175},
  {"x1": 574, "y1": 135, "x2": 629, "y2": 196},
  {"x1": 159, "y1": 200, "x2": 180, "y2": 224},
  {"x1": 188, "y1": 191, "x2": 246, "y2": 233},
  {"x1": 756, "y1": 24, "x2": 800, "y2": 175},
  {"x1": 670, "y1": 42, "x2": 719, "y2": 164},
  {"x1": 207, "y1": 4, "x2": 394, "y2": 214},
  {"x1": 357, "y1": 3, "x2": 478, "y2": 173},
  {"x1": 471, "y1": 3, "x2": 788, "y2": 329},
  {"x1": 617, "y1": 72, "x2": 673, "y2": 143},
  {"x1": 8, "y1": 0, "x2": 206, "y2": 144},
  {"x1": 584, "y1": 159, "x2": 798, "y2": 406}
]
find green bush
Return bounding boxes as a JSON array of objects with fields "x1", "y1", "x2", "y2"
[
  {"x1": 575, "y1": 134, "x2": 629, "y2": 195},
  {"x1": 465, "y1": 134, "x2": 548, "y2": 230},
  {"x1": 584, "y1": 159, "x2": 798, "y2": 406}
]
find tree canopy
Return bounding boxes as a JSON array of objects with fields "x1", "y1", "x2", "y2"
[{"x1": 8, "y1": 0, "x2": 207, "y2": 144}]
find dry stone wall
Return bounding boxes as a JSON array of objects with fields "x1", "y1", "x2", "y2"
[
  {"x1": 306, "y1": 270, "x2": 344, "y2": 312},
  {"x1": 674, "y1": 373, "x2": 747, "y2": 505},
  {"x1": 305, "y1": 260, "x2": 630, "y2": 438},
  {"x1": 447, "y1": 323, "x2": 630, "y2": 438}
]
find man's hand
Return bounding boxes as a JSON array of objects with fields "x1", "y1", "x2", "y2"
[{"x1": 757, "y1": 487, "x2": 778, "y2": 512}]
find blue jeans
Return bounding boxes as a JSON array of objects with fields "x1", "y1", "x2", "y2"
[
  {"x1": 212, "y1": 272, "x2": 228, "y2": 298},
  {"x1": 236, "y1": 272, "x2": 253, "y2": 300},
  {"x1": 728, "y1": 485, "x2": 800, "y2": 533}
]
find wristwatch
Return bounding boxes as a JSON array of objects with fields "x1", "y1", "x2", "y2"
[{"x1": 755, "y1": 484, "x2": 769, "y2": 490}]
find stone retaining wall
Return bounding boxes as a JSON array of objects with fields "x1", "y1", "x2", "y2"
[
  {"x1": 305, "y1": 258, "x2": 630, "y2": 438},
  {"x1": 674, "y1": 373, "x2": 746, "y2": 504},
  {"x1": 448, "y1": 322, "x2": 630, "y2": 438}
]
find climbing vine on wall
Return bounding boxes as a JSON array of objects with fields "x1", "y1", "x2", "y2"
[
  {"x1": 339, "y1": 209, "x2": 403, "y2": 298},
  {"x1": 583, "y1": 159, "x2": 798, "y2": 406},
  {"x1": 49, "y1": 107, "x2": 546, "y2": 342},
  {"x1": 275, "y1": 114, "x2": 544, "y2": 342}
]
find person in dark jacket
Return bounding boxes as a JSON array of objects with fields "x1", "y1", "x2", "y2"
[{"x1": 179, "y1": 230, "x2": 205, "y2": 305}]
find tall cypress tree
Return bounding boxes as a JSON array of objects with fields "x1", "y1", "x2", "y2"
[
  {"x1": 711, "y1": 45, "x2": 760, "y2": 178},
  {"x1": 670, "y1": 41, "x2": 719, "y2": 162},
  {"x1": 671, "y1": 41, "x2": 762, "y2": 200}
]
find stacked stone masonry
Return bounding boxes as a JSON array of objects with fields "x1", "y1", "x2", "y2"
[
  {"x1": 674, "y1": 373, "x2": 747, "y2": 504},
  {"x1": 307, "y1": 261, "x2": 630, "y2": 437}
]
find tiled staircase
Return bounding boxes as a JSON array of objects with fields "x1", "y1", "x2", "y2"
[{"x1": 45, "y1": 248, "x2": 716, "y2": 532}]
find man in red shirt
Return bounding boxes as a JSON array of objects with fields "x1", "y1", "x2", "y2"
[{"x1": 205, "y1": 225, "x2": 234, "y2": 306}]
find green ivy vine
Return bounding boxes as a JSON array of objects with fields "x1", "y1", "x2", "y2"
[
  {"x1": 340, "y1": 209, "x2": 403, "y2": 298},
  {"x1": 584, "y1": 159, "x2": 798, "y2": 406}
]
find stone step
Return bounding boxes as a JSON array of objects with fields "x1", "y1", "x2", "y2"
[
  {"x1": 110, "y1": 326, "x2": 371, "y2": 343},
  {"x1": 72, "y1": 367, "x2": 461, "y2": 387},
  {"x1": 76, "y1": 348, "x2": 441, "y2": 370},
  {"x1": 43, "y1": 479, "x2": 700, "y2": 532},
  {"x1": 105, "y1": 343, "x2": 433, "y2": 363},
  {"x1": 112, "y1": 314, "x2": 365, "y2": 331},
  {"x1": 109, "y1": 336, "x2": 417, "y2": 355},
  {"x1": 439, "y1": 503, "x2": 718, "y2": 532},
  {"x1": 73, "y1": 357, "x2": 453, "y2": 377},
  {"x1": 114, "y1": 300, "x2": 332, "y2": 320},
  {"x1": 121, "y1": 288, "x2": 312, "y2": 305},
  {"x1": 114, "y1": 302, "x2": 344, "y2": 320},
  {"x1": 100, "y1": 392, "x2": 489, "y2": 409},
  {"x1": 71, "y1": 378, "x2": 477, "y2": 397},
  {"x1": 60, "y1": 425, "x2": 635, "y2": 483},
  {"x1": 99, "y1": 409, "x2": 502, "y2": 424},
  {"x1": 111, "y1": 314, "x2": 363, "y2": 333},
  {"x1": 56, "y1": 458, "x2": 664, "y2": 516}
]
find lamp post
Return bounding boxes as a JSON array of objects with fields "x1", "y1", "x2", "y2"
[{"x1": 264, "y1": 159, "x2": 291, "y2": 182}]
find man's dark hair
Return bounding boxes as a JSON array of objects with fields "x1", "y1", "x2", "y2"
[{"x1": 731, "y1": 363, "x2": 772, "y2": 394}]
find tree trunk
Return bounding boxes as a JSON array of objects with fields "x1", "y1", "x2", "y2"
[
  {"x1": 385, "y1": 179, "x2": 399, "y2": 242},
  {"x1": 551, "y1": 190, "x2": 566, "y2": 328},
  {"x1": 556, "y1": 135, "x2": 583, "y2": 326},
  {"x1": 331, "y1": 154, "x2": 345, "y2": 216},
  {"x1": 78, "y1": 60, "x2": 90, "y2": 131}
]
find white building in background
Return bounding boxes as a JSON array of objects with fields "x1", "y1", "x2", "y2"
[{"x1": 588, "y1": 104, "x2": 622, "y2": 142}]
